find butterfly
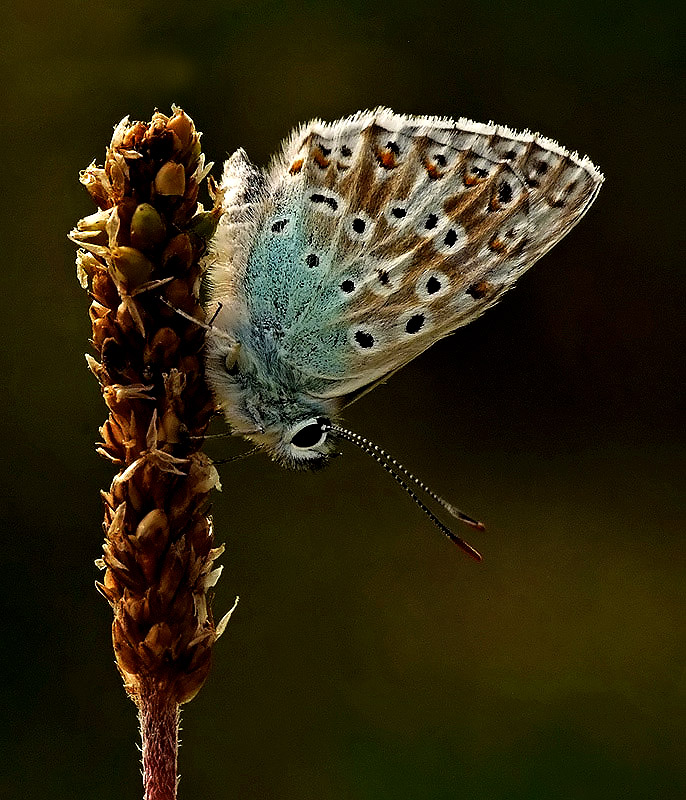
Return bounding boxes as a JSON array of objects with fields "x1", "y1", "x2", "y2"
[{"x1": 202, "y1": 108, "x2": 603, "y2": 557}]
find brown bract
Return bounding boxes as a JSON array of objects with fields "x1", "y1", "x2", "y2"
[{"x1": 69, "y1": 107, "x2": 232, "y2": 712}]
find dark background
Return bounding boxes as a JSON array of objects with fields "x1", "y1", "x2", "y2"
[{"x1": 2, "y1": 1, "x2": 684, "y2": 798}]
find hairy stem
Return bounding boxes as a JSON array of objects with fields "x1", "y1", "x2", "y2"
[{"x1": 139, "y1": 679, "x2": 179, "y2": 800}]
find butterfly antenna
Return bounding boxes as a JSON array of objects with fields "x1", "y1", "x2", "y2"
[
  {"x1": 186, "y1": 430, "x2": 234, "y2": 440},
  {"x1": 211, "y1": 445, "x2": 261, "y2": 466},
  {"x1": 159, "y1": 298, "x2": 235, "y2": 343},
  {"x1": 328, "y1": 425, "x2": 485, "y2": 529},
  {"x1": 326, "y1": 424, "x2": 483, "y2": 561}
]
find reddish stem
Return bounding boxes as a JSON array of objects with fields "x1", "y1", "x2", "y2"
[{"x1": 139, "y1": 679, "x2": 179, "y2": 800}]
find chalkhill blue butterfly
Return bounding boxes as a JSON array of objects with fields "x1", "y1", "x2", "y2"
[{"x1": 203, "y1": 109, "x2": 603, "y2": 558}]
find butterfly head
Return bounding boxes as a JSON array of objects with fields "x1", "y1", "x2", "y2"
[
  {"x1": 239, "y1": 413, "x2": 336, "y2": 470},
  {"x1": 232, "y1": 412, "x2": 335, "y2": 470}
]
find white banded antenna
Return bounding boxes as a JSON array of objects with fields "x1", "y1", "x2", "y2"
[{"x1": 324, "y1": 423, "x2": 484, "y2": 561}]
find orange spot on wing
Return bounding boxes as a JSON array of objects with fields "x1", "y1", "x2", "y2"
[
  {"x1": 464, "y1": 174, "x2": 483, "y2": 186},
  {"x1": 423, "y1": 158, "x2": 443, "y2": 180},
  {"x1": 289, "y1": 159, "x2": 304, "y2": 174},
  {"x1": 488, "y1": 236, "x2": 507, "y2": 253},
  {"x1": 376, "y1": 149, "x2": 397, "y2": 169},
  {"x1": 467, "y1": 281, "x2": 494, "y2": 299},
  {"x1": 313, "y1": 151, "x2": 331, "y2": 169}
]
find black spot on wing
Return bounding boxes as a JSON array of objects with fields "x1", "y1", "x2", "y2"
[
  {"x1": 426, "y1": 276, "x2": 441, "y2": 294},
  {"x1": 405, "y1": 314, "x2": 425, "y2": 334},
  {"x1": 444, "y1": 229, "x2": 458, "y2": 247},
  {"x1": 354, "y1": 330, "x2": 374, "y2": 348},
  {"x1": 497, "y1": 181, "x2": 513, "y2": 204},
  {"x1": 310, "y1": 193, "x2": 338, "y2": 211}
]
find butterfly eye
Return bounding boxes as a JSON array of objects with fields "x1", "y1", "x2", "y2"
[{"x1": 289, "y1": 418, "x2": 328, "y2": 449}]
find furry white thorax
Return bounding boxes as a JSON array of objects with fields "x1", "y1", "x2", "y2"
[{"x1": 204, "y1": 301, "x2": 338, "y2": 467}]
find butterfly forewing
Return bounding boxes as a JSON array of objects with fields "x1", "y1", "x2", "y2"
[{"x1": 209, "y1": 109, "x2": 603, "y2": 404}]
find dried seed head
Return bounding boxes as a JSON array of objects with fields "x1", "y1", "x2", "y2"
[
  {"x1": 135, "y1": 508, "x2": 170, "y2": 552},
  {"x1": 168, "y1": 109, "x2": 194, "y2": 150},
  {"x1": 155, "y1": 161, "x2": 186, "y2": 196},
  {"x1": 162, "y1": 233, "x2": 194, "y2": 273},
  {"x1": 71, "y1": 108, "x2": 228, "y2": 710},
  {"x1": 189, "y1": 209, "x2": 221, "y2": 241},
  {"x1": 110, "y1": 246, "x2": 155, "y2": 289},
  {"x1": 77, "y1": 207, "x2": 113, "y2": 233},
  {"x1": 130, "y1": 203, "x2": 167, "y2": 251}
]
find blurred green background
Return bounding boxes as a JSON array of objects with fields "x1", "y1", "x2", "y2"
[{"x1": 1, "y1": 0, "x2": 684, "y2": 798}]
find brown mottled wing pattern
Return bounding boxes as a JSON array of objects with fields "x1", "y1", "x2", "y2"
[{"x1": 266, "y1": 109, "x2": 603, "y2": 399}]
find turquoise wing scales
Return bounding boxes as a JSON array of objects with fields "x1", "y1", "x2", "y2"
[{"x1": 242, "y1": 191, "x2": 352, "y2": 383}]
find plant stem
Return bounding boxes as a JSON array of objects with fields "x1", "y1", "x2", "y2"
[{"x1": 139, "y1": 680, "x2": 179, "y2": 800}]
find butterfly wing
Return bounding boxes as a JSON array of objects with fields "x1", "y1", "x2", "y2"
[{"x1": 209, "y1": 109, "x2": 603, "y2": 406}]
